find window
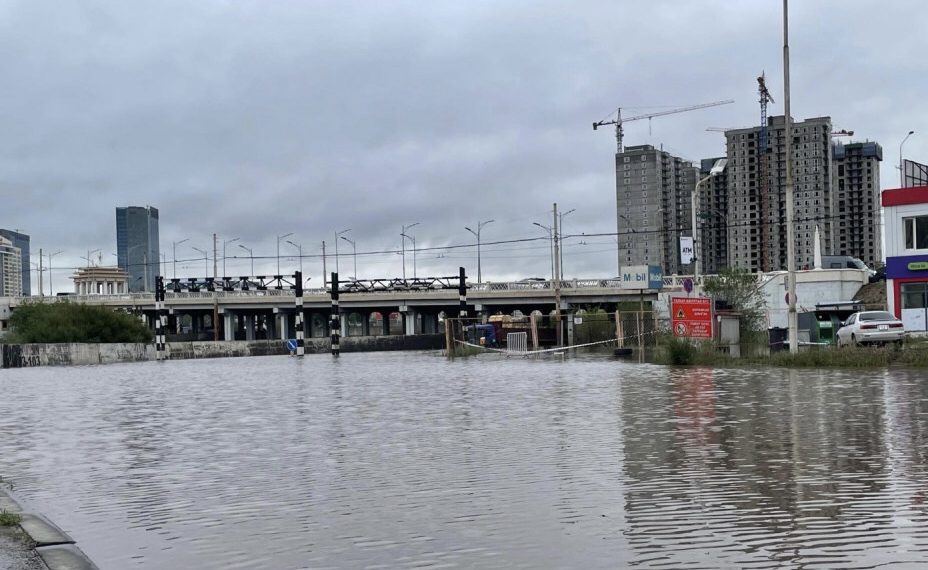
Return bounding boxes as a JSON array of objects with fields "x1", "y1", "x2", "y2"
[
  {"x1": 902, "y1": 283, "x2": 928, "y2": 309},
  {"x1": 624, "y1": 157, "x2": 630, "y2": 163},
  {"x1": 903, "y1": 215, "x2": 928, "y2": 249}
]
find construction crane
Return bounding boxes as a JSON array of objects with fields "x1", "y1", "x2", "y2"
[
  {"x1": 593, "y1": 99, "x2": 735, "y2": 153},
  {"x1": 757, "y1": 72, "x2": 775, "y2": 271},
  {"x1": 706, "y1": 126, "x2": 751, "y2": 132}
]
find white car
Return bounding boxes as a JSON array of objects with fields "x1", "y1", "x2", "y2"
[{"x1": 835, "y1": 311, "x2": 905, "y2": 347}]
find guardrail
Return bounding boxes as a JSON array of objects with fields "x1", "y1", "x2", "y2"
[{"x1": 8, "y1": 276, "x2": 708, "y2": 305}]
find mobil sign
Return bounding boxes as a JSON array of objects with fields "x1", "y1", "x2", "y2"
[
  {"x1": 671, "y1": 296, "x2": 713, "y2": 339},
  {"x1": 619, "y1": 265, "x2": 664, "y2": 290}
]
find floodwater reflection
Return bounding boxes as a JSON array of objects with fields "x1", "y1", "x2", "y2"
[{"x1": 1, "y1": 354, "x2": 927, "y2": 568}]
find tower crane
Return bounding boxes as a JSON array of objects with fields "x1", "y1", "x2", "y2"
[{"x1": 593, "y1": 99, "x2": 735, "y2": 153}]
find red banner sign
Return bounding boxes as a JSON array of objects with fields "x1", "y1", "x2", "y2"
[{"x1": 671, "y1": 297, "x2": 713, "y2": 339}]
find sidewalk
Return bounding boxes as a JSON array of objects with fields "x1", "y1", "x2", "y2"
[
  {"x1": 1, "y1": 483, "x2": 98, "y2": 570},
  {"x1": 0, "y1": 525, "x2": 48, "y2": 570}
]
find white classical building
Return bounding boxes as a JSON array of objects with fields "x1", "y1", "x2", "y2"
[
  {"x1": 72, "y1": 266, "x2": 130, "y2": 295},
  {"x1": 0, "y1": 235, "x2": 23, "y2": 297}
]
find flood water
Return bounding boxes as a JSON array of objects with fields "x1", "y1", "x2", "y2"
[{"x1": 1, "y1": 352, "x2": 927, "y2": 569}]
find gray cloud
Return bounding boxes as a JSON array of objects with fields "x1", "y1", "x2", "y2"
[{"x1": 1, "y1": 0, "x2": 926, "y2": 291}]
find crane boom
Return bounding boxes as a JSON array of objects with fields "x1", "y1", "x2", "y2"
[{"x1": 593, "y1": 99, "x2": 735, "y2": 153}]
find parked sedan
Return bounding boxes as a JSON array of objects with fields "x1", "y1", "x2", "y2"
[{"x1": 835, "y1": 311, "x2": 905, "y2": 347}]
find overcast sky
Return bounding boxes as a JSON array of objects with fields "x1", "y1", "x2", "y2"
[{"x1": 2, "y1": 0, "x2": 926, "y2": 293}]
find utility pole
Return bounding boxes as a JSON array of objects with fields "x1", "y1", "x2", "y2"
[
  {"x1": 38, "y1": 248, "x2": 44, "y2": 297},
  {"x1": 553, "y1": 203, "x2": 562, "y2": 346},
  {"x1": 213, "y1": 233, "x2": 218, "y2": 279},
  {"x1": 783, "y1": 0, "x2": 798, "y2": 354},
  {"x1": 322, "y1": 241, "x2": 327, "y2": 288}
]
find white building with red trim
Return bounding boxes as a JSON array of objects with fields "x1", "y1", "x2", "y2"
[{"x1": 882, "y1": 186, "x2": 928, "y2": 332}]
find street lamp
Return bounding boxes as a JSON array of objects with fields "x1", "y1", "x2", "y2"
[
  {"x1": 333, "y1": 228, "x2": 351, "y2": 278},
  {"x1": 401, "y1": 222, "x2": 419, "y2": 280},
  {"x1": 691, "y1": 158, "x2": 728, "y2": 289},
  {"x1": 286, "y1": 240, "x2": 303, "y2": 275},
  {"x1": 558, "y1": 208, "x2": 575, "y2": 281},
  {"x1": 223, "y1": 237, "x2": 240, "y2": 277},
  {"x1": 533, "y1": 222, "x2": 555, "y2": 281},
  {"x1": 238, "y1": 244, "x2": 254, "y2": 276},
  {"x1": 83, "y1": 248, "x2": 101, "y2": 268},
  {"x1": 172, "y1": 238, "x2": 189, "y2": 279},
  {"x1": 191, "y1": 247, "x2": 209, "y2": 277},
  {"x1": 464, "y1": 219, "x2": 494, "y2": 284},
  {"x1": 900, "y1": 130, "x2": 915, "y2": 187},
  {"x1": 47, "y1": 250, "x2": 63, "y2": 296},
  {"x1": 340, "y1": 235, "x2": 357, "y2": 280},
  {"x1": 401, "y1": 230, "x2": 419, "y2": 278},
  {"x1": 276, "y1": 232, "x2": 293, "y2": 276}
]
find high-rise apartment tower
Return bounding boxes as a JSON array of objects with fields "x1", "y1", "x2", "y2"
[
  {"x1": 832, "y1": 141, "x2": 883, "y2": 268},
  {"x1": 616, "y1": 145, "x2": 699, "y2": 275},
  {"x1": 0, "y1": 229, "x2": 30, "y2": 295}
]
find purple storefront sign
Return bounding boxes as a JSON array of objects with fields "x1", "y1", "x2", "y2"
[{"x1": 886, "y1": 255, "x2": 928, "y2": 279}]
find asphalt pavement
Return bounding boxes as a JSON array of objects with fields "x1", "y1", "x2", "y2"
[{"x1": 0, "y1": 525, "x2": 47, "y2": 570}]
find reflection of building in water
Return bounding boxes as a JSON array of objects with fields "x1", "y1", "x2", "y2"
[
  {"x1": 621, "y1": 369, "x2": 899, "y2": 567},
  {"x1": 881, "y1": 371, "x2": 928, "y2": 510}
]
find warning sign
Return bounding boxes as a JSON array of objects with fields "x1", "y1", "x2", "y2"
[{"x1": 671, "y1": 297, "x2": 713, "y2": 339}]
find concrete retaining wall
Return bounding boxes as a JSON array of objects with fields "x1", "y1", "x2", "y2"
[{"x1": 1, "y1": 334, "x2": 445, "y2": 368}]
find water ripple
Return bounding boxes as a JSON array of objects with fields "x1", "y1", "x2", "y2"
[{"x1": 1, "y1": 355, "x2": 927, "y2": 568}]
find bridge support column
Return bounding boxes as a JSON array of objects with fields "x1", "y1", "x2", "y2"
[
  {"x1": 244, "y1": 314, "x2": 255, "y2": 341},
  {"x1": 275, "y1": 308, "x2": 289, "y2": 340},
  {"x1": 223, "y1": 311, "x2": 234, "y2": 341},
  {"x1": 566, "y1": 309, "x2": 575, "y2": 346}
]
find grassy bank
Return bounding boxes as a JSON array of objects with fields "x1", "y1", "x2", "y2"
[{"x1": 655, "y1": 337, "x2": 928, "y2": 368}]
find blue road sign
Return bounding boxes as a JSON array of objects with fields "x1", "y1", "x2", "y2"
[{"x1": 286, "y1": 339, "x2": 298, "y2": 351}]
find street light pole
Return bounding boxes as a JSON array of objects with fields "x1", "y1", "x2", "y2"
[
  {"x1": 783, "y1": 0, "x2": 798, "y2": 354},
  {"x1": 333, "y1": 228, "x2": 351, "y2": 277},
  {"x1": 47, "y1": 250, "x2": 63, "y2": 296},
  {"x1": 401, "y1": 222, "x2": 419, "y2": 280},
  {"x1": 276, "y1": 232, "x2": 293, "y2": 276},
  {"x1": 558, "y1": 208, "x2": 575, "y2": 281},
  {"x1": 533, "y1": 222, "x2": 555, "y2": 281},
  {"x1": 192, "y1": 247, "x2": 208, "y2": 277},
  {"x1": 691, "y1": 159, "x2": 727, "y2": 291},
  {"x1": 172, "y1": 238, "x2": 189, "y2": 279},
  {"x1": 900, "y1": 130, "x2": 915, "y2": 187},
  {"x1": 223, "y1": 237, "x2": 240, "y2": 277},
  {"x1": 464, "y1": 219, "x2": 494, "y2": 284},
  {"x1": 286, "y1": 240, "x2": 303, "y2": 276},
  {"x1": 340, "y1": 236, "x2": 356, "y2": 280},
  {"x1": 238, "y1": 244, "x2": 254, "y2": 276}
]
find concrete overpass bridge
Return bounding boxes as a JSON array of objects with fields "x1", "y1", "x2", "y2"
[{"x1": 6, "y1": 273, "x2": 696, "y2": 342}]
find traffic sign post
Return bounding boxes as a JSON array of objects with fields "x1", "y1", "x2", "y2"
[
  {"x1": 286, "y1": 338, "x2": 298, "y2": 355},
  {"x1": 671, "y1": 297, "x2": 713, "y2": 339}
]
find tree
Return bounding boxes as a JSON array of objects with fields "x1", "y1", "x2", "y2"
[
  {"x1": 702, "y1": 268, "x2": 766, "y2": 336},
  {"x1": 5, "y1": 302, "x2": 153, "y2": 344}
]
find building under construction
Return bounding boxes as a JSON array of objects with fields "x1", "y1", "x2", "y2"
[
  {"x1": 615, "y1": 144, "x2": 698, "y2": 276},
  {"x1": 722, "y1": 115, "x2": 834, "y2": 272}
]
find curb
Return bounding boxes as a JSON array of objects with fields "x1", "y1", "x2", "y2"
[{"x1": 1, "y1": 483, "x2": 99, "y2": 570}]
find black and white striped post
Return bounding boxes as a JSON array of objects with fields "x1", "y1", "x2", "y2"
[
  {"x1": 155, "y1": 276, "x2": 166, "y2": 360},
  {"x1": 330, "y1": 272, "x2": 340, "y2": 357},
  {"x1": 294, "y1": 271, "x2": 305, "y2": 356},
  {"x1": 458, "y1": 266, "x2": 467, "y2": 317}
]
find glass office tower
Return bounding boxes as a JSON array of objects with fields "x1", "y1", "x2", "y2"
[{"x1": 116, "y1": 206, "x2": 160, "y2": 292}]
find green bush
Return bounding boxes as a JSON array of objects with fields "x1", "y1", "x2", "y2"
[
  {"x1": 5, "y1": 303, "x2": 153, "y2": 344},
  {"x1": 0, "y1": 510, "x2": 22, "y2": 526}
]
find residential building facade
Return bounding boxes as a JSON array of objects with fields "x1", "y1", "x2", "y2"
[
  {"x1": 723, "y1": 115, "x2": 834, "y2": 272},
  {"x1": 116, "y1": 206, "x2": 160, "y2": 292},
  {"x1": 0, "y1": 229, "x2": 30, "y2": 295},
  {"x1": 698, "y1": 157, "x2": 729, "y2": 274},
  {"x1": 0, "y1": 236, "x2": 23, "y2": 297},
  {"x1": 616, "y1": 144, "x2": 698, "y2": 276},
  {"x1": 832, "y1": 141, "x2": 883, "y2": 268}
]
